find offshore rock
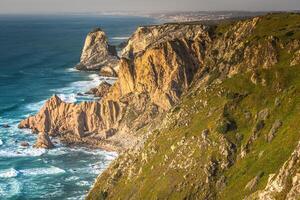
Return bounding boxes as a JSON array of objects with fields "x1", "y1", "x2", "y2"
[{"x1": 75, "y1": 28, "x2": 119, "y2": 74}]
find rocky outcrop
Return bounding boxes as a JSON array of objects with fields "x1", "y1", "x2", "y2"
[
  {"x1": 20, "y1": 12, "x2": 296, "y2": 153},
  {"x1": 85, "y1": 81, "x2": 111, "y2": 98},
  {"x1": 248, "y1": 142, "x2": 300, "y2": 200},
  {"x1": 33, "y1": 132, "x2": 55, "y2": 149},
  {"x1": 75, "y1": 28, "x2": 119, "y2": 75},
  {"x1": 19, "y1": 23, "x2": 212, "y2": 151},
  {"x1": 121, "y1": 23, "x2": 211, "y2": 58},
  {"x1": 17, "y1": 13, "x2": 300, "y2": 200},
  {"x1": 245, "y1": 172, "x2": 264, "y2": 191},
  {"x1": 19, "y1": 16, "x2": 287, "y2": 152},
  {"x1": 291, "y1": 50, "x2": 300, "y2": 66}
]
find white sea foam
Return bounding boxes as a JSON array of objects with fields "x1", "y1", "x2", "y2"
[
  {"x1": 0, "y1": 148, "x2": 45, "y2": 158},
  {"x1": 70, "y1": 74, "x2": 102, "y2": 91},
  {"x1": 69, "y1": 147, "x2": 118, "y2": 157},
  {"x1": 25, "y1": 100, "x2": 46, "y2": 113},
  {"x1": 104, "y1": 152, "x2": 118, "y2": 160},
  {"x1": 0, "y1": 139, "x2": 3, "y2": 146},
  {"x1": 0, "y1": 179, "x2": 22, "y2": 198},
  {"x1": 69, "y1": 164, "x2": 102, "y2": 175},
  {"x1": 66, "y1": 195, "x2": 85, "y2": 200},
  {"x1": 57, "y1": 93, "x2": 77, "y2": 103},
  {"x1": 47, "y1": 148, "x2": 67, "y2": 156},
  {"x1": 0, "y1": 168, "x2": 19, "y2": 178},
  {"x1": 49, "y1": 73, "x2": 105, "y2": 104},
  {"x1": 20, "y1": 166, "x2": 65, "y2": 176},
  {"x1": 65, "y1": 176, "x2": 80, "y2": 182},
  {"x1": 76, "y1": 180, "x2": 90, "y2": 186},
  {"x1": 66, "y1": 68, "x2": 79, "y2": 72},
  {"x1": 111, "y1": 36, "x2": 129, "y2": 40}
]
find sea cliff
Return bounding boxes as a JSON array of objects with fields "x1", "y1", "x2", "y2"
[{"x1": 19, "y1": 13, "x2": 300, "y2": 199}]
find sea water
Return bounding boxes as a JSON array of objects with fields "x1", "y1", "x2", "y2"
[{"x1": 0, "y1": 15, "x2": 156, "y2": 199}]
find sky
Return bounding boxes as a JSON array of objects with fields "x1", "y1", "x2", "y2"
[{"x1": 0, "y1": 0, "x2": 300, "y2": 14}]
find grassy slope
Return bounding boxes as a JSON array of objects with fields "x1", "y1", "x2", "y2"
[{"x1": 88, "y1": 13, "x2": 300, "y2": 200}]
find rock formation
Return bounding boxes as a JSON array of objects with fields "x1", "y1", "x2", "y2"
[
  {"x1": 18, "y1": 13, "x2": 300, "y2": 199},
  {"x1": 121, "y1": 23, "x2": 211, "y2": 58},
  {"x1": 33, "y1": 132, "x2": 55, "y2": 149},
  {"x1": 85, "y1": 81, "x2": 112, "y2": 98},
  {"x1": 248, "y1": 142, "x2": 300, "y2": 200},
  {"x1": 75, "y1": 28, "x2": 119, "y2": 76},
  {"x1": 19, "y1": 23, "x2": 212, "y2": 151}
]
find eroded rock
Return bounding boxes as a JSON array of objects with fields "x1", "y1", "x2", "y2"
[
  {"x1": 85, "y1": 81, "x2": 112, "y2": 98},
  {"x1": 249, "y1": 142, "x2": 300, "y2": 199},
  {"x1": 267, "y1": 120, "x2": 282, "y2": 142},
  {"x1": 34, "y1": 132, "x2": 55, "y2": 149},
  {"x1": 291, "y1": 50, "x2": 300, "y2": 66},
  {"x1": 245, "y1": 172, "x2": 264, "y2": 191},
  {"x1": 75, "y1": 28, "x2": 119, "y2": 74}
]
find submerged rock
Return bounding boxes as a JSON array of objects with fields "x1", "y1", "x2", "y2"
[
  {"x1": 34, "y1": 132, "x2": 55, "y2": 149},
  {"x1": 1, "y1": 124, "x2": 10, "y2": 128},
  {"x1": 75, "y1": 28, "x2": 119, "y2": 75},
  {"x1": 20, "y1": 141, "x2": 29, "y2": 147}
]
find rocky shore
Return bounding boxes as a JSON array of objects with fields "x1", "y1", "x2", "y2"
[
  {"x1": 19, "y1": 23, "x2": 211, "y2": 152},
  {"x1": 18, "y1": 13, "x2": 300, "y2": 199}
]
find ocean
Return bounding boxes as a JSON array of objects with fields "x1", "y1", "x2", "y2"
[{"x1": 0, "y1": 15, "x2": 156, "y2": 199}]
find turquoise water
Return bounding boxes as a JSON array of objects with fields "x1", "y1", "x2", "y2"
[{"x1": 0, "y1": 15, "x2": 156, "y2": 199}]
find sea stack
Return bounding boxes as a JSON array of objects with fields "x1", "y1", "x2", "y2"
[{"x1": 75, "y1": 28, "x2": 119, "y2": 77}]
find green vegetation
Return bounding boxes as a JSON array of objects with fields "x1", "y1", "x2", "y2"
[
  {"x1": 87, "y1": 13, "x2": 300, "y2": 200},
  {"x1": 250, "y1": 13, "x2": 300, "y2": 42}
]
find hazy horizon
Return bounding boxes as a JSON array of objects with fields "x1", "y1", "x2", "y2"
[{"x1": 0, "y1": 0, "x2": 300, "y2": 14}]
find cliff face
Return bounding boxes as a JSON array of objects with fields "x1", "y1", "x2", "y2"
[
  {"x1": 76, "y1": 28, "x2": 119, "y2": 76},
  {"x1": 85, "y1": 13, "x2": 300, "y2": 200},
  {"x1": 19, "y1": 24, "x2": 211, "y2": 151},
  {"x1": 121, "y1": 24, "x2": 211, "y2": 58},
  {"x1": 18, "y1": 13, "x2": 300, "y2": 199}
]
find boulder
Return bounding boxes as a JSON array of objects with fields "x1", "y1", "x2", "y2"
[
  {"x1": 33, "y1": 132, "x2": 55, "y2": 149},
  {"x1": 1, "y1": 124, "x2": 10, "y2": 128},
  {"x1": 20, "y1": 141, "x2": 29, "y2": 147}
]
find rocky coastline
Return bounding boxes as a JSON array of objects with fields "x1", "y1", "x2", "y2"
[
  {"x1": 18, "y1": 13, "x2": 300, "y2": 199},
  {"x1": 19, "y1": 23, "x2": 211, "y2": 152}
]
